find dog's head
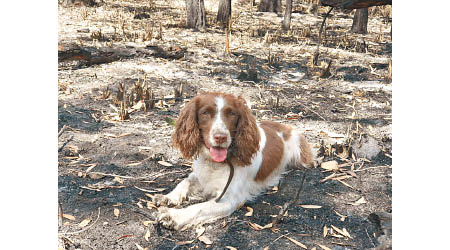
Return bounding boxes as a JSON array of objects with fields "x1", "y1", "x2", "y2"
[{"x1": 172, "y1": 92, "x2": 260, "y2": 165}]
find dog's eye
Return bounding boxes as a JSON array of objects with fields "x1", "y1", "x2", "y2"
[
  {"x1": 229, "y1": 111, "x2": 237, "y2": 116},
  {"x1": 200, "y1": 111, "x2": 209, "y2": 116}
]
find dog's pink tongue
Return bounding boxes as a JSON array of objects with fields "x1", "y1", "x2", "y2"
[{"x1": 209, "y1": 147, "x2": 227, "y2": 162}]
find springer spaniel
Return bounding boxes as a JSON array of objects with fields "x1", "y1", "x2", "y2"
[{"x1": 154, "y1": 92, "x2": 315, "y2": 230}]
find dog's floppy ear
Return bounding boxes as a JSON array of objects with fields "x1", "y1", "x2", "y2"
[
  {"x1": 172, "y1": 97, "x2": 201, "y2": 159},
  {"x1": 233, "y1": 96, "x2": 260, "y2": 165}
]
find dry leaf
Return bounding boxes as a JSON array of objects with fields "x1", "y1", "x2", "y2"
[
  {"x1": 334, "y1": 210, "x2": 347, "y2": 221},
  {"x1": 285, "y1": 236, "x2": 307, "y2": 249},
  {"x1": 320, "y1": 131, "x2": 345, "y2": 139},
  {"x1": 196, "y1": 225, "x2": 206, "y2": 238},
  {"x1": 176, "y1": 240, "x2": 194, "y2": 245},
  {"x1": 333, "y1": 175, "x2": 352, "y2": 181},
  {"x1": 262, "y1": 223, "x2": 273, "y2": 229},
  {"x1": 272, "y1": 186, "x2": 278, "y2": 191},
  {"x1": 346, "y1": 170, "x2": 357, "y2": 178},
  {"x1": 299, "y1": 205, "x2": 322, "y2": 209},
  {"x1": 317, "y1": 244, "x2": 332, "y2": 250},
  {"x1": 330, "y1": 225, "x2": 353, "y2": 239},
  {"x1": 323, "y1": 225, "x2": 328, "y2": 238},
  {"x1": 158, "y1": 161, "x2": 173, "y2": 167},
  {"x1": 311, "y1": 248, "x2": 316, "y2": 250},
  {"x1": 320, "y1": 173, "x2": 336, "y2": 183},
  {"x1": 352, "y1": 197, "x2": 367, "y2": 206},
  {"x1": 127, "y1": 162, "x2": 142, "y2": 167},
  {"x1": 248, "y1": 222, "x2": 263, "y2": 231},
  {"x1": 85, "y1": 163, "x2": 97, "y2": 173},
  {"x1": 245, "y1": 206, "x2": 254, "y2": 217},
  {"x1": 330, "y1": 233, "x2": 344, "y2": 238},
  {"x1": 144, "y1": 229, "x2": 150, "y2": 242},
  {"x1": 116, "y1": 133, "x2": 132, "y2": 138},
  {"x1": 198, "y1": 235, "x2": 213, "y2": 245},
  {"x1": 114, "y1": 176, "x2": 124, "y2": 184},
  {"x1": 270, "y1": 227, "x2": 280, "y2": 233},
  {"x1": 142, "y1": 220, "x2": 154, "y2": 227},
  {"x1": 78, "y1": 218, "x2": 91, "y2": 228},
  {"x1": 225, "y1": 246, "x2": 238, "y2": 250},
  {"x1": 263, "y1": 247, "x2": 269, "y2": 250},
  {"x1": 114, "y1": 208, "x2": 120, "y2": 217},
  {"x1": 342, "y1": 228, "x2": 353, "y2": 239},
  {"x1": 135, "y1": 243, "x2": 147, "y2": 250},
  {"x1": 136, "y1": 201, "x2": 144, "y2": 209},
  {"x1": 321, "y1": 161, "x2": 339, "y2": 171},
  {"x1": 63, "y1": 214, "x2": 75, "y2": 221}
]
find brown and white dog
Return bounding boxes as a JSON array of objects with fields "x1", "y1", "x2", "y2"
[{"x1": 154, "y1": 92, "x2": 315, "y2": 230}]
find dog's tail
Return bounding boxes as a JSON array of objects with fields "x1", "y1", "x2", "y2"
[{"x1": 288, "y1": 131, "x2": 318, "y2": 169}]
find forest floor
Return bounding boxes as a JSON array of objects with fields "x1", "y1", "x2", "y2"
[{"x1": 58, "y1": 0, "x2": 392, "y2": 249}]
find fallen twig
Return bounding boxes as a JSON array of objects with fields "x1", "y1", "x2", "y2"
[
  {"x1": 354, "y1": 165, "x2": 392, "y2": 172},
  {"x1": 262, "y1": 233, "x2": 291, "y2": 249},
  {"x1": 297, "y1": 101, "x2": 326, "y2": 121},
  {"x1": 366, "y1": 227, "x2": 376, "y2": 248},
  {"x1": 58, "y1": 125, "x2": 69, "y2": 138},
  {"x1": 58, "y1": 135, "x2": 74, "y2": 152},
  {"x1": 272, "y1": 171, "x2": 307, "y2": 226},
  {"x1": 58, "y1": 201, "x2": 63, "y2": 228},
  {"x1": 59, "y1": 207, "x2": 101, "y2": 236}
]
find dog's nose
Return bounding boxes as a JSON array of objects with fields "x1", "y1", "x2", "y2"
[{"x1": 213, "y1": 133, "x2": 227, "y2": 144}]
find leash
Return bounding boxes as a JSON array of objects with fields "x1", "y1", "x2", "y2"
[{"x1": 215, "y1": 158, "x2": 235, "y2": 202}]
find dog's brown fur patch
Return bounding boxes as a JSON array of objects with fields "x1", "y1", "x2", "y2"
[{"x1": 255, "y1": 123, "x2": 284, "y2": 181}]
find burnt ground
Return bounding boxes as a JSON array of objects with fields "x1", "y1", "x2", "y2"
[{"x1": 58, "y1": 0, "x2": 392, "y2": 249}]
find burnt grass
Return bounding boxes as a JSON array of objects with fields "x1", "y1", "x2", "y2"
[{"x1": 58, "y1": 0, "x2": 392, "y2": 249}]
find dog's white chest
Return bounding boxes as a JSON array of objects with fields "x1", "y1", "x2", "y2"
[{"x1": 192, "y1": 159, "x2": 229, "y2": 197}]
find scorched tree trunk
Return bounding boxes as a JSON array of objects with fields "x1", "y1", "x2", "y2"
[
  {"x1": 258, "y1": 0, "x2": 282, "y2": 13},
  {"x1": 351, "y1": 8, "x2": 368, "y2": 34},
  {"x1": 282, "y1": 0, "x2": 293, "y2": 30},
  {"x1": 186, "y1": 0, "x2": 206, "y2": 30},
  {"x1": 216, "y1": 0, "x2": 232, "y2": 27}
]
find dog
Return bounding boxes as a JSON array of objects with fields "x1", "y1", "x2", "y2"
[{"x1": 153, "y1": 92, "x2": 315, "y2": 230}]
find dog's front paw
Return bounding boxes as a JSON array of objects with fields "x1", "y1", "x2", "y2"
[
  {"x1": 152, "y1": 194, "x2": 183, "y2": 207},
  {"x1": 152, "y1": 194, "x2": 170, "y2": 207},
  {"x1": 156, "y1": 207, "x2": 181, "y2": 230}
]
